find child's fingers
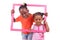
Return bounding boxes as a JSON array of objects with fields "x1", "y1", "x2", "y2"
[{"x1": 11, "y1": 9, "x2": 15, "y2": 14}]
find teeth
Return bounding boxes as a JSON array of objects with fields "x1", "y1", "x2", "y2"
[{"x1": 24, "y1": 14, "x2": 25, "y2": 16}]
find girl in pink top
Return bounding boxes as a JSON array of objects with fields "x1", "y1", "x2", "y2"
[{"x1": 32, "y1": 12, "x2": 49, "y2": 40}]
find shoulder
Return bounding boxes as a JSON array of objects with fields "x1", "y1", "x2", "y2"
[
  {"x1": 28, "y1": 13, "x2": 33, "y2": 18},
  {"x1": 33, "y1": 24, "x2": 38, "y2": 27},
  {"x1": 19, "y1": 15, "x2": 22, "y2": 17},
  {"x1": 16, "y1": 15, "x2": 22, "y2": 19},
  {"x1": 32, "y1": 24, "x2": 37, "y2": 29}
]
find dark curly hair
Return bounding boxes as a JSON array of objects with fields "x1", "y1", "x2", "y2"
[
  {"x1": 33, "y1": 12, "x2": 44, "y2": 18},
  {"x1": 19, "y1": 3, "x2": 27, "y2": 10}
]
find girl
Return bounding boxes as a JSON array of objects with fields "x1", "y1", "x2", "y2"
[
  {"x1": 11, "y1": 3, "x2": 33, "y2": 40},
  {"x1": 32, "y1": 12, "x2": 49, "y2": 40}
]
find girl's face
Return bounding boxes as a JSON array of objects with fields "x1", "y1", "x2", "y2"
[
  {"x1": 34, "y1": 15, "x2": 43, "y2": 26},
  {"x1": 19, "y1": 8, "x2": 29, "y2": 17}
]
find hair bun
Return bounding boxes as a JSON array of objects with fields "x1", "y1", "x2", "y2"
[{"x1": 23, "y1": 3, "x2": 27, "y2": 7}]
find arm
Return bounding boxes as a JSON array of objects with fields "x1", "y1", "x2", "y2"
[
  {"x1": 14, "y1": 18, "x2": 16, "y2": 22},
  {"x1": 44, "y1": 21, "x2": 50, "y2": 32},
  {"x1": 11, "y1": 9, "x2": 15, "y2": 22},
  {"x1": 11, "y1": 9, "x2": 20, "y2": 22},
  {"x1": 44, "y1": 13, "x2": 49, "y2": 32}
]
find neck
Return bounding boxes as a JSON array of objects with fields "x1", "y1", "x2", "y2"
[{"x1": 36, "y1": 23, "x2": 41, "y2": 26}]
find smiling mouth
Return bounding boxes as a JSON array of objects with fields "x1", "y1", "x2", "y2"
[{"x1": 23, "y1": 14, "x2": 26, "y2": 16}]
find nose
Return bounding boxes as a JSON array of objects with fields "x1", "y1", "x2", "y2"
[{"x1": 37, "y1": 19, "x2": 40, "y2": 22}]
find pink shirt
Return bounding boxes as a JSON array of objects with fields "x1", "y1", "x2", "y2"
[{"x1": 32, "y1": 24, "x2": 46, "y2": 40}]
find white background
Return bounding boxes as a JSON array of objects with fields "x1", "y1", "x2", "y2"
[{"x1": 0, "y1": 0, "x2": 60, "y2": 40}]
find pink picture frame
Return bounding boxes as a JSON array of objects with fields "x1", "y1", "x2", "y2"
[{"x1": 11, "y1": 3, "x2": 47, "y2": 33}]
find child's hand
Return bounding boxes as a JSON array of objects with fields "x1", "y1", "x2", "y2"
[
  {"x1": 11, "y1": 9, "x2": 15, "y2": 14},
  {"x1": 44, "y1": 13, "x2": 48, "y2": 16},
  {"x1": 11, "y1": 9, "x2": 15, "y2": 22}
]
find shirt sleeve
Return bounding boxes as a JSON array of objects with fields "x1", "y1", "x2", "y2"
[
  {"x1": 31, "y1": 24, "x2": 35, "y2": 30},
  {"x1": 15, "y1": 16, "x2": 21, "y2": 22}
]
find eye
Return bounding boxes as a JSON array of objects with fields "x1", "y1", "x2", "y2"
[
  {"x1": 36, "y1": 19, "x2": 38, "y2": 20},
  {"x1": 39, "y1": 19, "x2": 41, "y2": 20}
]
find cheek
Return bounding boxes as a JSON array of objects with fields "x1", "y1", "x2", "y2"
[
  {"x1": 19, "y1": 11, "x2": 21, "y2": 13},
  {"x1": 20, "y1": 11, "x2": 23, "y2": 15},
  {"x1": 34, "y1": 19, "x2": 36, "y2": 22},
  {"x1": 24, "y1": 9, "x2": 28, "y2": 12},
  {"x1": 24, "y1": 10, "x2": 28, "y2": 13},
  {"x1": 19, "y1": 11, "x2": 21, "y2": 14},
  {"x1": 34, "y1": 19, "x2": 38, "y2": 22},
  {"x1": 40, "y1": 19, "x2": 43, "y2": 22}
]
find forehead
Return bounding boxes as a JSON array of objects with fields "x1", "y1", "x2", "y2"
[
  {"x1": 19, "y1": 8, "x2": 27, "y2": 11},
  {"x1": 20, "y1": 8, "x2": 27, "y2": 10},
  {"x1": 34, "y1": 15, "x2": 42, "y2": 19}
]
